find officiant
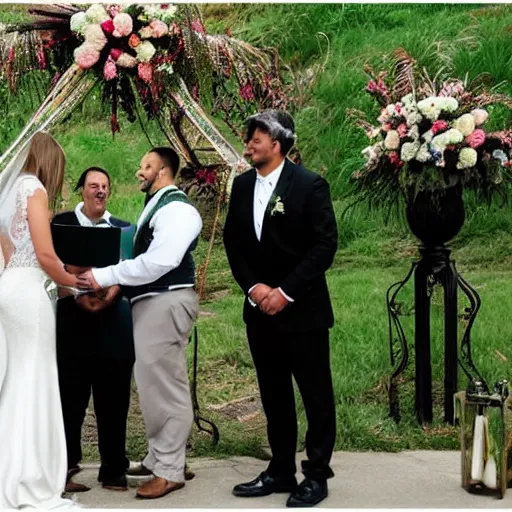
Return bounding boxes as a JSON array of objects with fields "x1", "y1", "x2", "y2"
[{"x1": 52, "y1": 167, "x2": 135, "y2": 493}]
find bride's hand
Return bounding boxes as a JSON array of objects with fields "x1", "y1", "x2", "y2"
[{"x1": 76, "y1": 270, "x2": 101, "y2": 291}]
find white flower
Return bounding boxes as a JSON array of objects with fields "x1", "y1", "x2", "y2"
[
  {"x1": 85, "y1": 4, "x2": 109, "y2": 24},
  {"x1": 422, "y1": 130, "x2": 434, "y2": 143},
  {"x1": 401, "y1": 93, "x2": 416, "y2": 108},
  {"x1": 453, "y1": 114, "x2": 475, "y2": 136},
  {"x1": 437, "y1": 97, "x2": 458, "y2": 112},
  {"x1": 117, "y1": 53, "x2": 137, "y2": 68},
  {"x1": 406, "y1": 111, "x2": 423, "y2": 127},
  {"x1": 407, "y1": 125, "x2": 420, "y2": 140},
  {"x1": 416, "y1": 143, "x2": 431, "y2": 163},
  {"x1": 443, "y1": 128, "x2": 464, "y2": 145},
  {"x1": 136, "y1": 41, "x2": 156, "y2": 62},
  {"x1": 70, "y1": 11, "x2": 87, "y2": 35},
  {"x1": 400, "y1": 142, "x2": 419, "y2": 162},
  {"x1": 156, "y1": 62, "x2": 174, "y2": 75},
  {"x1": 492, "y1": 149, "x2": 508, "y2": 165},
  {"x1": 384, "y1": 130, "x2": 400, "y2": 150},
  {"x1": 83, "y1": 24, "x2": 107, "y2": 52},
  {"x1": 471, "y1": 108, "x2": 489, "y2": 126},
  {"x1": 431, "y1": 134, "x2": 447, "y2": 152},
  {"x1": 270, "y1": 196, "x2": 285, "y2": 216},
  {"x1": 457, "y1": 147, "x2": 478, "y2": 169}
]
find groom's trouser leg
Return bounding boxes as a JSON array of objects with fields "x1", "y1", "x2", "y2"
[
  {"x1": 57, "y1": 354, "x2": 93, "y2": 470},
  {"x1": 132, "y1": 289, "x2": 198, "y2": 483},
  {"x1": 291, "y1": 329, "x2": 336, "y2": 481},
  {"x1": 93, "y1": 357, "x2": 133, "y2": 481},
  {"x1": 247, "y1": 325, "x2": 298, "y2": 478}
]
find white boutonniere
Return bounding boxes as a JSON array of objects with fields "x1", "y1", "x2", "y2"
[{"x1": 270, "y1": 196, "x2": 285, "y2": 216}]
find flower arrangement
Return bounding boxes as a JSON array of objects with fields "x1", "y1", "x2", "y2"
[
  {"x1": 350, "y1": 49, "x2": 512, "y2": 210},
  {"x1": 69, "y1": 4, "x2": 179, "y2": 83}
]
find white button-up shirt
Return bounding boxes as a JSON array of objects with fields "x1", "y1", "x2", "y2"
[
  {"x1": 253, "y1": 160, "x2": 284, "y2": 241},
  {"x1": 92, "y1": 185, "x2": 202, "y2": 290},
  {"x1": 74, "y1": 202, "x2": 112, "y2": 227}
]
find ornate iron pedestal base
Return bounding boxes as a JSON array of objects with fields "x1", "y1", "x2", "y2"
[{"x1": 387, "y1": 244, "x2": 486, "y2": 424}]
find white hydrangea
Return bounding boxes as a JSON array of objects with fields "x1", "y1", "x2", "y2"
[
  {"x1": 422, "y1": 130, "x2": 434, "y2": 143},
  {"x1": 416, "y1": 143, "x2": 431, "y2": 163},
  {"x1": 456, "y1": 147, "x2": 478, "y2": 169},
  {"x1": 85, "y1": 4, "x2": 110, "y2": 24},
  {"x1": 70, "y1": 11, "x2": 87, "y2": 35},
  {"x1": 431, "y1": 134, "x2": 447, "y2": 153},
  {"x1": 406, "y1": 111, "x2": 423, "y2": 127},
  {"x1": 400, "y1": 142, "x2": 419, "y2": 162},
  {"x1": 136, "y1": 41, "x2": 156, "y2": 62},
  {"x1": 407, "y1": 125, "x2": 420, "y2": 140},
  {"x1": 401, "y1": 93, "x2": 416, "y2": 109},
  {"x1": 417, "y1": 96, "x2": 459, "y2": 121},
  {"x1": 443, "y1": 128, "x2": 464, "y2": 145},
  {"x1": 453, "y1": 113, "x2": 475, "y2": 136}
]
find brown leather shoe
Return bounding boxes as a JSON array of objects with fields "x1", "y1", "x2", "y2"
[
  {"x1": 136, "y1": 477, "x2": 185, "y2": 499},
  {"x1": 65, "y1": 480, "x2": 91, "y2": 493}
]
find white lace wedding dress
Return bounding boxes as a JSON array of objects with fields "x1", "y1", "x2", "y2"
[{"x1": 0, "y1": 174, "x2": 74, "y2": 509}]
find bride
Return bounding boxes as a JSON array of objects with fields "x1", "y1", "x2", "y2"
[{"x1": 0, "y1": 132, "x2": 82, "y2": 509}]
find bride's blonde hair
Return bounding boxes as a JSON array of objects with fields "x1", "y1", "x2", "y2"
[{"x1": 23, "y1": 132, "x2": 65, "y2": 208}]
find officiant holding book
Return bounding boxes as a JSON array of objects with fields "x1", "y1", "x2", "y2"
[{"x1": 52, "y1": 167, "x2": 135, "y2": 493}]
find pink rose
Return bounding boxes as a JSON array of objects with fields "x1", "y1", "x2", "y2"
[
  {"x1": 128, "y1": 34, "x2": 141, "y2": 48},
  {"x1": 466, "y1": 129, "x2": 486, "y2": 149},
  {"x1": 471, "y1": 108, "x2": 489, "y2": 126},
  {"x1": 103, "y1": 58, "x2": 117, "y2": 81},
  {"x1": 388, "y1": 151, "x2": 402, "y2": 167},
  {"x1": 101, "y1": 19, "x2": 115, "y2": 34},
  {"x1": 150, "y1": 19, "x2": 169, "y2": 38},
  {"x1": 74, "y1": 44, "x2": 100, "y2": 69},
  {"x1": 138, "y1": 62, "x2": 153, "y2": 83},
  {"x1": 110, "y1": 48, "x2": 122, "y2": 60},
  {"x1": 431, "y1": 120, "x2": 449, "y2": 135},
  {"x1": 397, "y1": 123, "x2": 407, "y2": 137},
  {"x1": 113, "y1": 13, "x2": 133, "y2": 38}
]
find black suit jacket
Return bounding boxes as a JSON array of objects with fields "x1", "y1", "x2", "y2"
[
  {"x1": 52, "y1": 211, "x2": 135, "y2": 361},
  {"x1": 223, "y1": 160, "x2": 338, "y2": 332}
]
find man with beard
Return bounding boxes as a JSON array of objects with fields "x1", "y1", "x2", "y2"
[
  {"x1": 78, "y1": 148, "x2": 202, "y2": 500},
  {"x1": 53, "y1": 167, "x2": 135, "y2": 493},
  {"x1": 223, "y1": 111, "x2": 338, "y2": 507}
]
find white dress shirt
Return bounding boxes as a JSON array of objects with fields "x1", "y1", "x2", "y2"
[
  {"x1": 92, "y1": 185, "x2": 202, "y2": 290},
  {"x1": 249, "y1": 160, "x2": 293, "y2": 304},
  {"x1": 253, "y1": 160, "x2": 284, "y2": 241},
  {"x1": 74, "y1": 202, "x2": 112, "y2": 227}
]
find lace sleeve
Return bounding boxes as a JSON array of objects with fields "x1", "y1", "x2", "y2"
[{"x1": 10, "y1": 176, "x2": 46, "y2": 243}]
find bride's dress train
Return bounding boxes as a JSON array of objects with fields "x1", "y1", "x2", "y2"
[{"x1": 0, "y1": 175, "x2": 77, "y2": 509}]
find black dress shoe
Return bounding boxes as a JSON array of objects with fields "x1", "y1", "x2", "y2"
[
  {"x1": 100, "y1": 475, "x2": 128, "y2": 491},
  {"x1": 286, "y1": 478, "x2": 328, "y2": 507},
  {"x1": 233, "y1": 471, "x2": 297, "y2": 497}
]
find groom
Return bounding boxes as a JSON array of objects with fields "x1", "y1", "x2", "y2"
[
  {"x1": 223, "y1": 110, "x2": 338, "y2": 507},
  {"x1": 78, "y1": 147, "x2": 202, "y2": 500}
]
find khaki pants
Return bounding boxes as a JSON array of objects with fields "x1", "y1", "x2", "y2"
[{"x1": 132, "y1": 288, "x2": 198, "y2": 482}]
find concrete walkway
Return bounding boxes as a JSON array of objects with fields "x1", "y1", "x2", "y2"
[{"x1": 70, "y1": 451, "x2": 512, "y2": 508}]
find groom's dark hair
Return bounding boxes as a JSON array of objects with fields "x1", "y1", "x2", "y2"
[
  {"x1": 150, "y1": 147, "x2": 180, "y2": 178},
  {"x1": 74, "y1": 166, "x2": 111, "y2": 192}
]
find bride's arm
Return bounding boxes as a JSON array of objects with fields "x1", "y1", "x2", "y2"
[{"x1": 27, "y1": 189, "x2": 78, "y2": 287}]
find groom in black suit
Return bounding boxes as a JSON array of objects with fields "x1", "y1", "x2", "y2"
[{"x1": 223, "y1": 110, "x2": 338, "y2": 507}]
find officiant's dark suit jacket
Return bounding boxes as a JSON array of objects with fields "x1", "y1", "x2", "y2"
[{"x1": 223, "y1": 159, "x2": 338, "y2": 332}]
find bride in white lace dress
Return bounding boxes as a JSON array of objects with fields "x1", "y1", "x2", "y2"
[{"x1": 0, "y1": 132, "x2": 82, "y2": 509}]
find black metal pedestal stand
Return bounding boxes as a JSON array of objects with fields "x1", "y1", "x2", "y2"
[{"x1": 387, "y1": 244, "x2": 487, "y2": 424}]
